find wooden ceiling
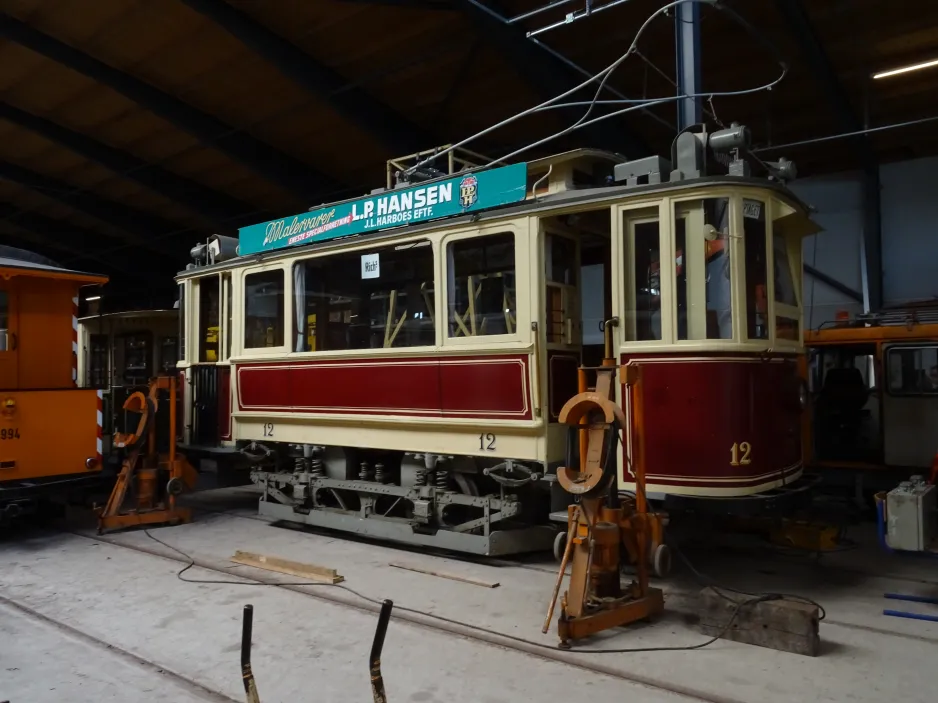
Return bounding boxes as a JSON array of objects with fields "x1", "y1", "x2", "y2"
[{"x1": 0, "y1": 0, "x2": 935, "y2": 305}]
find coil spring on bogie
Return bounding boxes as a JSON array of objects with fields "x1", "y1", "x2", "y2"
[
  {"x1": 295, "y1": 456, "x2": 310, "y2": 473},
  {"x1": 435, "y1": 466, "x2": 448, "y2": 490},
  {"x1": 374, "y1": 463, "x2": 385, "y2": 484},
  {"x1": 415, "y1": 467, "x2": 428, "y2": 486},
  {"x1": 359, "y1": 461, "x2": 371, "y2": 482},
  {"x1": 310, "y1": 458, "x2": 325, "y2": 478}
]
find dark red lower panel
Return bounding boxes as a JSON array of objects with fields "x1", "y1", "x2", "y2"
[
  {"x1": 623, "y1": 353, "x2": 803, "y2": 490},
  {"x1": 236, "y1": 354, "x2": 531, "y2": 420}
]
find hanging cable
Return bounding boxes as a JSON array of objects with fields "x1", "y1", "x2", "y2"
[{"x1": 407, "y1": 0, "x2": 788, "y2": 176}]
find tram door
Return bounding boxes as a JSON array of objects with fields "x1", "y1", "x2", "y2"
[
  {"x1": 543, "y1": 229, "x2": 582, "y2": 465},
  {"x1": 0, "y1": 283, "x2": 19, "y2": 389}
]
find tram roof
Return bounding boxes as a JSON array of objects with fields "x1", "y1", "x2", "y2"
[
  {"x1": 77, "y1": 308, "x2": 177, "y2": 323},
  {"x1": 178, "y1": 172, "x2": 815, "y2": 280},
  {"x1": 0, "y1": 255, "x2": 108, "y2": 284}
]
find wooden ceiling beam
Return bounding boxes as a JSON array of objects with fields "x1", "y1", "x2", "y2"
[
  {"x1": 180, "y1": 0, "x2": 432, "y2": 155},
  {"x1": 0, "y1": 159, "x2": 189, "y2": 262},
  {"x1": 0, "y1": 204, "x2": 168, "y2": 280},
  {"x1": 0, "y1": 13, "x2": 343, "y2": 203},
  {"x1": 0, "y1": 103, "x2": 268, "y2": 233}
]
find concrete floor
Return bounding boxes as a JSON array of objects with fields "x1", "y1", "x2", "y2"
[{"x1": 1, "y1": 488, "x2": 936, "y2": 703}]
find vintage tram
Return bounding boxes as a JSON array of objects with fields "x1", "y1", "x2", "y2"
[
  {"x1": 177, "y1": 129, "x2": 815, "y2": 555},
  {"x1": 77, "y1": 308, "x2": 179, "y2": 458},
  {"x1": 0, "y1": 246, "x2": 108, "y2": 522}
]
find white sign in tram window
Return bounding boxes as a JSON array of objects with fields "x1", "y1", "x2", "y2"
[
  {"x1": 743, "y1": 199, "x2": 763, "y2": 219},
  {"x1": 361, "y1": 252, "x2": 380, "y2": 279}
]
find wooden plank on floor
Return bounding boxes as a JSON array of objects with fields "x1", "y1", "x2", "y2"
[
  {"x1": 697, "y1": 588, "x2": 820, "y2": 656},
  {"x1": 388, "y1": 562, "x2": 500, "y2": 588},
  {"x1": 231, "y1": 550, "x2": 344, "y2": 584}
]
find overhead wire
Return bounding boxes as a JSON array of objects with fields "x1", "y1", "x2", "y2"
[{"x1": 408, "y1": 0, "x2": 788, "y2": 175}]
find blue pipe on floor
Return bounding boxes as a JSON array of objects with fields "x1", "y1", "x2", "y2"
[
  {"x1": 883, "y1": 609, "x2": 938, "y2": 623},
  {"x1": 884, "y1": 592, "x2": 938, "y2": 605}
]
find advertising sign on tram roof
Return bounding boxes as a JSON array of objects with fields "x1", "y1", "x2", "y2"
[{"x1": 238, "y1": 162, "x2": 528, "y2": 257}]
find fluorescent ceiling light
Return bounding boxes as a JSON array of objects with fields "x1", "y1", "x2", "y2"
[
  {"x1": 873, "y1": 58, "x2": 938, "y2": 80},
  {"x1": 85, "y1": 295, "x2": 101, "y2": 302}
]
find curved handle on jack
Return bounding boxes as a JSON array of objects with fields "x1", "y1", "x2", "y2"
[{"x1": 370, "y1": 599, "x2": 393, "y2": 703}]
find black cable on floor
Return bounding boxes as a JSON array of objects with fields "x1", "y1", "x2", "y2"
[{"x1": 142, "y1": 529, "x2": 805, "y2": 654}]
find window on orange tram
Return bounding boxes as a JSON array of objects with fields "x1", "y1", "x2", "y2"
[{"x1": 743, "y1": 198, "x2": 768, "y2": 340}]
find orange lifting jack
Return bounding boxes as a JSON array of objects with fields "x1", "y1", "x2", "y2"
[
  {"x1": 97, "y1": 376, "x2": 197, "y2": 534},
  {"x1": 543, "y1": 322, "x2": 665, "y2": 647}
]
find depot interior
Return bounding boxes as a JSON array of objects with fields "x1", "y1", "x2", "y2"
[{"x1": 1, "y1": 2, "x2": 938, "y2": 703}]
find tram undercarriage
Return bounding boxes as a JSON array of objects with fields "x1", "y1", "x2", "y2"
[{"x1": 248, "y1": 446, "x2": 557, "y2": 555}]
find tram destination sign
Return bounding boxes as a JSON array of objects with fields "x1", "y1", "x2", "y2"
[{"x1": 239, "y1": 162, "x2": 528, "y2": 256}]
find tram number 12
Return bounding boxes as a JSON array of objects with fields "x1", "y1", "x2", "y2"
[
  {"x1": 729, "y1": 442, "x2": 751, "y2": 466},
  {"x1": 479, "y1": 433, "x2": 496, "y2": 451},
  {"x1": 263, "y1": 423, "x2": 274, "y2": 437}
]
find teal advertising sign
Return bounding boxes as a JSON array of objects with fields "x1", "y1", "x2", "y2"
[{"x1": 238, "y1": 162, "x2": 528, "y2": 256}]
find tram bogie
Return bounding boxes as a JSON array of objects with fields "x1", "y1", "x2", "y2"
[{"x1": 177, "y1": 132, "x2": 817, "y2": 554}]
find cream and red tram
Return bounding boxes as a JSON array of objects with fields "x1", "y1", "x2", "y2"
[{"x1": 177, "y1": 138, "x2": 816, "y2": 555}]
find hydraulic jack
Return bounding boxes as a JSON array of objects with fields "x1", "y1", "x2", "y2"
[
  {"x1": 97, "y1": 376, "x2": 197, "y2": 533},
  {"x1": 543, "y1": 322, "x2": 664, "y2": 646}
]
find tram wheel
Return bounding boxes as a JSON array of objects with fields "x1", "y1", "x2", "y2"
[
  {"x1": 553, "y1": 530, "x2": 567, "y2": 563},
  {"x1": 653, "y1": 543, "x2": 672, "y2": 578}
]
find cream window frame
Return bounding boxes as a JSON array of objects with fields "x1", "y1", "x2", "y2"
[
  {"x1": 441, "y1": 222, "x2": 529, "y2": 348},
  {"x1": 614, "y1": 201, "x2": 671, "y2": 349}
]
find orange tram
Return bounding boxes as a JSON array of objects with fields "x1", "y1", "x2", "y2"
[
  {"x1": 0, "y1": 246, "x2": 108, "y2": 523},
  {"x1": 177, "y1": 127, "x2": 817, "y2": 555}
]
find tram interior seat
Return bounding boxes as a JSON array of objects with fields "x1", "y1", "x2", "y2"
[{"x1": 816, "y1": 366, "x2": 870, "y2": 460}]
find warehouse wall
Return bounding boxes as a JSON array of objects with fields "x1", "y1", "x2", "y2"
[{"x1": 789, "y1": 154, "x2": 938, "y2": 328}]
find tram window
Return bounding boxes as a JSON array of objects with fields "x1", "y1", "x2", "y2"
[
  {"x1": 293, "y1": 240, "x2": 435, "y2": 352},
  {"x1": 198, "y1": 276, "x2": 220, "y2": 362},
  {"x1": 89, "y1": 334, "x2": 108, "y2": 387},
  {"x1": 178, "y1": 284, "x2": 185, "y2": 361},
  {"x1": 887, "y1": 346, "x2": 938, "y2": 395},
  {"x1": 223, "y1": 274, "x2": 232, "y2": 360},
  {"x1": 743, "y1": 199, "x2": 768, "y2": 340},
  {"x1": 674, "y1": 219, "x2": 688, "y2": 340},
  {"x1": 547, "y1": 235, "x2": 576, "y2": 285},
  {"x1": 776, "y1": 316, "x2": 800, "y2": 342},
  {"x1": 624, "y1": 218, "x2": 662, "y2": 341},
  {"x1": 774, "y1": 234, "x2": 798, "y2": 306},
  {"x1": 704, "y1": 198, "x2": 732, "y2": 340},
  {"x1": 244, "y1": 270, "x2": 285, "y2": 349},
  {"x1": 448, "y1": 232, "x2": 516, "y2": 338},
  {"x1": 546, "y1": 234, "x2": 576, "y2": 344}
]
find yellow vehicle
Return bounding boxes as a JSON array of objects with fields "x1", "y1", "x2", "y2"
[
  {"x1": 804, "y1": 307, "x2": 938, "y2": 486},
  {"x1": 0, "y1": 246, "x2": 109, "y2": 522}
]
